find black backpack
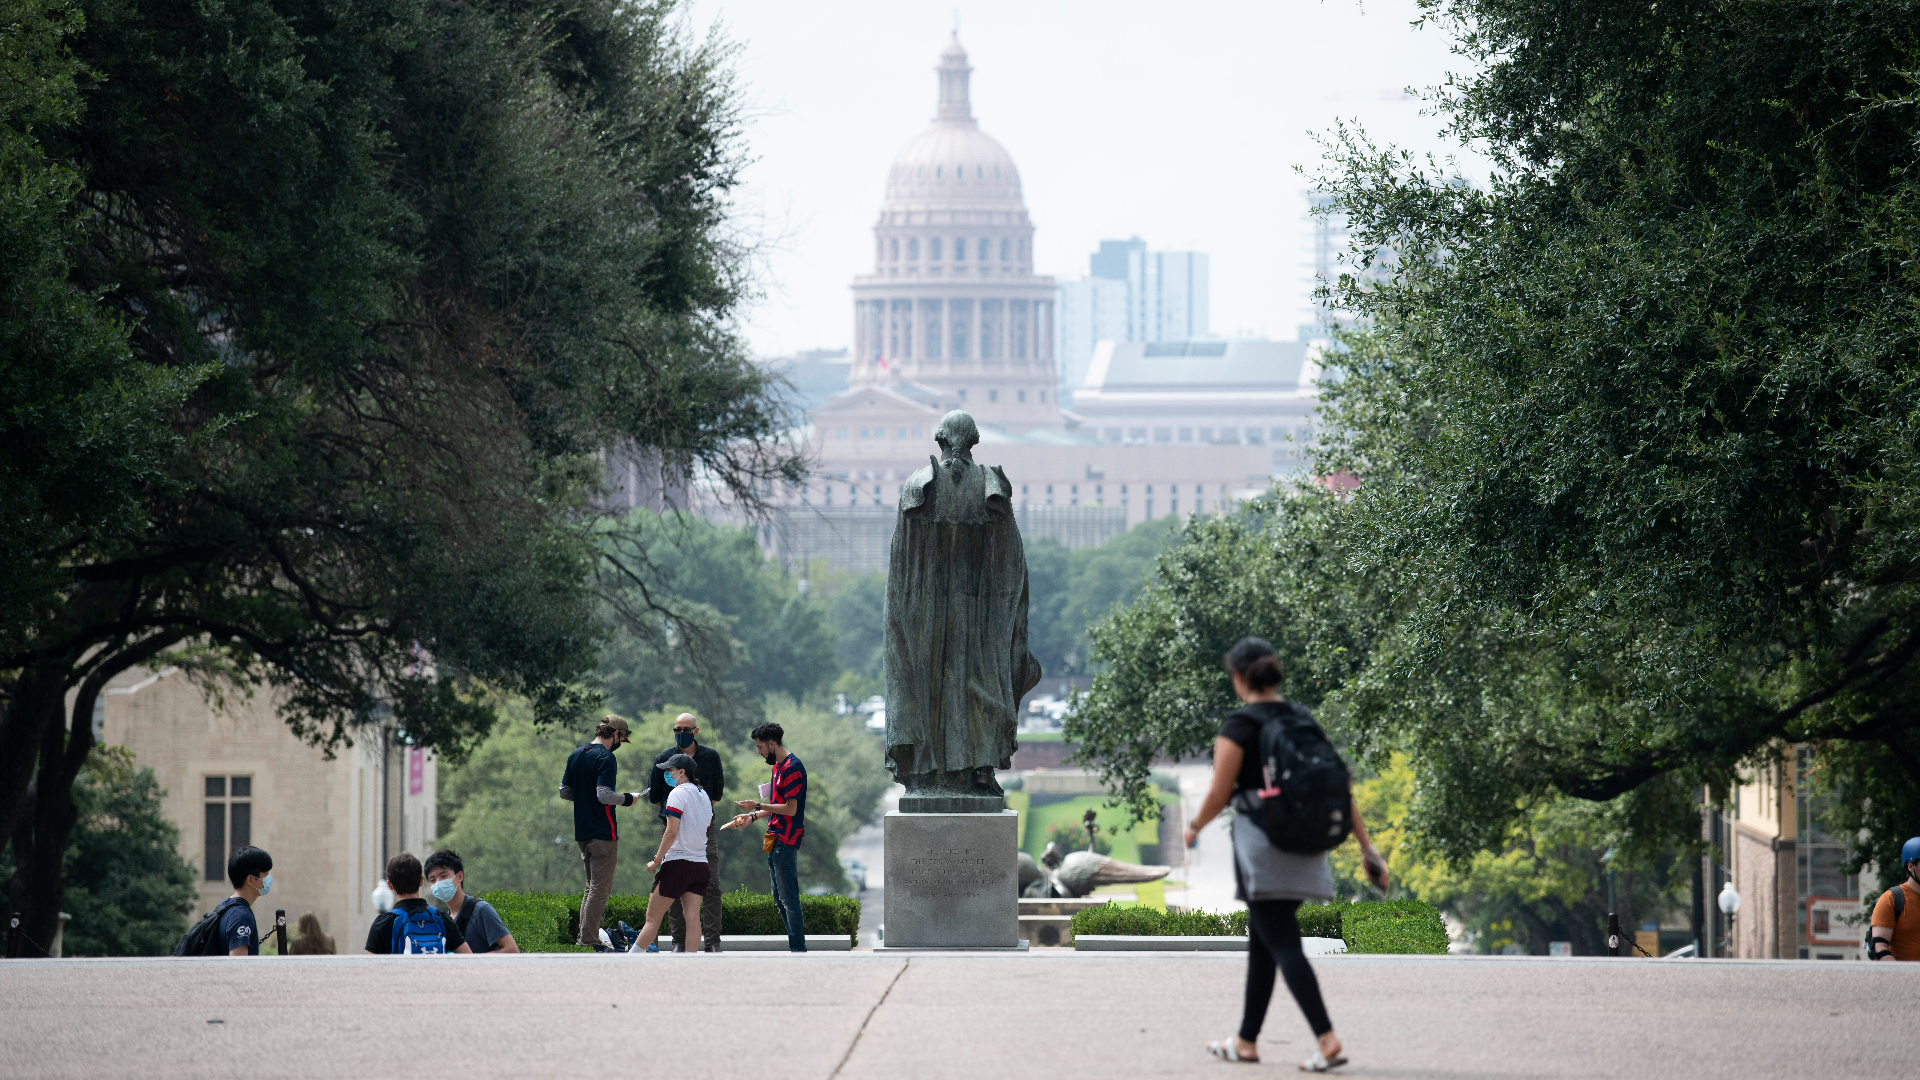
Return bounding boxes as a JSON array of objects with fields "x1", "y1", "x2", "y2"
[
  {"x1": 1230, "y1": 701, "x2": 1354, "y2": 854},
  {"x1": 174, "y1": 897, "x2": 248, "y2": 957}
]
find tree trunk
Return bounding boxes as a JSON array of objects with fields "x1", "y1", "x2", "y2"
[
  {"x1": 0, "y1": 667, "x2": 63, "y2": 868},
  {"x1": 7, "y1": 634, "x2": 183, "y2": 957}
]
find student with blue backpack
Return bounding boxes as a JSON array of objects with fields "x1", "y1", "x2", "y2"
[
  {"x1": 1185, "y1": 637, "x2": 1388, "y2": 1072},
  {"x1": 364, "y1": 852, "x2": 472, "y2": 955}
]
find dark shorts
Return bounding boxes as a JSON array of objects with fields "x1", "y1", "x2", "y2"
[{"x1": 654, "y1": 858, "x2": 711, "y2": 900}]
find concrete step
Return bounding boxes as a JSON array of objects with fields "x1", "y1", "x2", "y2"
[{"x1": 718, "y1": 935, "x2": 852, "y2": 952}]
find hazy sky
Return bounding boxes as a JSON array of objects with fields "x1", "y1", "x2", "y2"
[{"x1": 683, "y1": 0, "x2": 1484, "y2": 357}]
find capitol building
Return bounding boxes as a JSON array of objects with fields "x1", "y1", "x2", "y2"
[{"x1": 764, "y1": 36, "x2": 1314, "y2": 573}]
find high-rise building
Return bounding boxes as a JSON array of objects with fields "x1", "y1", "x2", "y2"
[{"x1": 1056, "y1": 238, "x2": 1209, "y2": 401}]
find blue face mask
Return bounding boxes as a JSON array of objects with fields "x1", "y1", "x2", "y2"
[
  {"x1": 674, "y1": 730, "x2": 695, "y2": 748},
  {"x1": 664, "y1": 772, "x2": 678, "y2": 788},
  {"x1": 257, "y1": 873, "x2": 273, "y2": 896},
  {"x1": 429, "y1": 879, "x2": 458, "y2": 903}
]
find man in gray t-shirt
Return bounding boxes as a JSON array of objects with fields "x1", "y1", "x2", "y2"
[{"x1": 423, "y1": 849, "x2": 519, "y2": 953}]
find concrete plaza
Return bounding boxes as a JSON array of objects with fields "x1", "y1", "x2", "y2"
[{"x1": 4, "y1": 951, "x2": 1916, "y2": 1079}]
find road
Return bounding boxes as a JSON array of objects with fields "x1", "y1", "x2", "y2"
[{"x1": 5, "y1": 951, "x2": 1913, "y2": 1079}]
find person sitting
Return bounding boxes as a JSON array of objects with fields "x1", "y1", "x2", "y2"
[
  {"x1": 288, "y1": 910, "x2": 335, "y2": 955},
  {"x1": 364, "y1": 852, "x2": 472, "y2": 955},
  {"x1": 424, "y1": 849, "x2": 518, "y2": 954},
  {"x1": 627, "y1": 754, "x2": 713, "y2": 954}
]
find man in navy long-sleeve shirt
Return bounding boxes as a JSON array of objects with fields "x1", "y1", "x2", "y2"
[{"x1": 560, "y1": 714, "x2": 641, "y2": 950}]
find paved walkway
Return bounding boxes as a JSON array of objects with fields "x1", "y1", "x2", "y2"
[{"x1": 4, "y1": 952, "x2": 1915, "y2": 1078}]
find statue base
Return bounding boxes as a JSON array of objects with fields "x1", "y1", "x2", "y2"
[
  {"x1": 897, "y1": 792, "x2": 1005, "y2": 814},
  {"x1": 882, "y1": 810, "x2": 1019, "y2": 948}
]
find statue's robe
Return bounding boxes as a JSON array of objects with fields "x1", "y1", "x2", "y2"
[{"x1": 883, "y1": 453, "x2": 1043, "y2": 780}]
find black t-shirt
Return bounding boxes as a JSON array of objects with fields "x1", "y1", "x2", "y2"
[
  {"x1": 648, "y1": 743, "x2": 725, "y2": 817},
  {"x1": 1219, "y1": 700, "x2": 1319, "y2": 795},
  {"x1": 365, "y1": 898, "x2": 462, "y2": 954}
]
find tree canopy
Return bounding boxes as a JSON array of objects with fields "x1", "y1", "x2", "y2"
[
  {"x1": 3, "y1": 0, "x2": 799, "y2": 954},
  {"x1": 1071, "y1": 0, "x2": 1920, "y2": 890}
]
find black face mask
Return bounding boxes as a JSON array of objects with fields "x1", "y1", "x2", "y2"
[
  {"x1": 674, "y1": 731, "x2": 696, "y2": 748},
  {"x1": 763, "y1": 750, "x2": 778, "y2": 765}
]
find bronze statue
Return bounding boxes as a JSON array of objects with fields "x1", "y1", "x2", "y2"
[{"x1": 884, "y1": 411, "x2": 1043, "y2": 812}]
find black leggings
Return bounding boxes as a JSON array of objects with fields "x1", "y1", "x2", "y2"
[{"x1": 1240, "y1": 899, "x2": 1332, "y2": 1042}]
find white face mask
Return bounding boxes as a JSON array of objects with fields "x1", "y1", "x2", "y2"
[{"x1": 257, "y1": 873, "x2": 273, "y2": 896}]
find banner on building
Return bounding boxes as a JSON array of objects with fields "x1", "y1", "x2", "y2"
[
  {"x1": 1805, "y1": 896, "x2": 1863, "y2": 946},
  {"x1": 408, "y1": 746, "x2": 424, "y2": 796}
]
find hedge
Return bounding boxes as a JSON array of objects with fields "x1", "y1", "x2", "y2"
[
  {"x1": 480, "y1": 889, "x2": 861, "y2": 949},
  {"x1": 1071, "y1": 898, "x2": 1448, "y2": 955}
]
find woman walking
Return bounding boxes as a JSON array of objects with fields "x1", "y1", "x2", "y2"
[
  {"x1": 1185, "y1": 637, "x2": 1389, "y2": 1071},
  {"x1": 627, "y1": 754, "x2": 714, "y2": 954}
]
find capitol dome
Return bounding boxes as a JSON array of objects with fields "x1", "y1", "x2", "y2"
[{"x1": 883, "y1": 36, "x2": 1024, "y2": 209}]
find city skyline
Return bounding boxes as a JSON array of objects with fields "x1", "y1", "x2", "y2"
[{"x1": 683, "y1": 0, "x2": 1486, "y2": 358}]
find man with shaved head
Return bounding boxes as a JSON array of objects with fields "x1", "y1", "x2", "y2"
[{"x1": 648, "y1": 711, "x2": 726, "y2": 951}]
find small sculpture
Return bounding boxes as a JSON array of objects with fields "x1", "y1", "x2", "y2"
[{"x1": 1019, "y1": 841, "x2": 1171, "y2": 898}]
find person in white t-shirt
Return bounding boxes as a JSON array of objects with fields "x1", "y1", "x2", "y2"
[{"x1": 628, "y1": 754, "x2": 713, "y2": 953}]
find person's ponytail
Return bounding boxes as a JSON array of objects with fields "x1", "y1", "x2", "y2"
[{"x1": 1224, "y1": 637, "x2": 1283, "y2": 690}]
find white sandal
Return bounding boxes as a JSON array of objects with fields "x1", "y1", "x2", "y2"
[
  {"x1": 1207, "y1": 1038, "x2": 1259, "y2": 1063},
  {"x1": 1300, "y1": 1049, "x2": 1348, "y2": 1072}
]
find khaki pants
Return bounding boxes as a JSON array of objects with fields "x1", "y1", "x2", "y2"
[
  {"x1": 577, "y1": 838, "x2": 618, "y2": 945},
  {"x1": 668, "y1": 833, "x2": 723, "y2": 950}
]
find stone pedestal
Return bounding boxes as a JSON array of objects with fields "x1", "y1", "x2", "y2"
[{"x1": 882, "y1": 810, "x2": 1019, "y2": 948}]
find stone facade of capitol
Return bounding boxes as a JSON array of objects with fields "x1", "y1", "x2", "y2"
[{"x1": 761, "y1": 36, "x2": 1319, "y2": 573}]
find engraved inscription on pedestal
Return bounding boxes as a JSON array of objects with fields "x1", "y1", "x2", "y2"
[{"x1": 883, "y1": 810, "x2": 1019, "y2": 948}]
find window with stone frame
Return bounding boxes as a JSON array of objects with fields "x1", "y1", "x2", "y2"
[{"x1": 204, "y1": 776, "x2": 252, "y2": 881}]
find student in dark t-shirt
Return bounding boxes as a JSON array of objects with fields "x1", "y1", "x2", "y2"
[
  {"x1": 423, "y1": 849, "x2": 517, "y2": 953},
  {"x1": 1184, "y1": 637, "x2": 1388, "y2": 1072},
  {"x1": 219, "y1": 846, "x2": 275, "y2": 956},
  {"x1": 365, "y1": 852, "x2": 472, "y2": 954}
]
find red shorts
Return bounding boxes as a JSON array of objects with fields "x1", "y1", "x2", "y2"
[{"x1": 654, "y1": 858, "x2": 711, "y2": 900}]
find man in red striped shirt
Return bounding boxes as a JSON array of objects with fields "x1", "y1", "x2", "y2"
[{"x1": 735, "y1": 722, "x2": 809, "y2": 951}]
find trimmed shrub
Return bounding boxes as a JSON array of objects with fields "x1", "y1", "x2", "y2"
[
  {"x1": 1295, "y1": 900, "x2": 1346, "y2": 939},
  {"x1": 482, "y1": 891, "x2": 576, "y2": 948},
  {"x1": 482, "y1": 888, "x2": 862, "y2": 949},
  {"x1": 1342, "y1": 900, "x2": 1448, "y2": 955},
  {"x1": 1070, "y1": 902, "x2": 1247, "y2": 937},
  {"x1": 1069, "y1": 897, "x2": 1446, "y2": 954}
]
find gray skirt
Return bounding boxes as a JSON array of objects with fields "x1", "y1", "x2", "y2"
[{"x1": 1231, "y1": 814, "x2": 1335, "y2": 903}]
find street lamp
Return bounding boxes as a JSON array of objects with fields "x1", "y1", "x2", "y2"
[{"x1": 1718, "y1": 881, "x2": 1740, "y2": 957}]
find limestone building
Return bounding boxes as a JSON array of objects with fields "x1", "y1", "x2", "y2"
[{"x1": 95, "y1": 665, "x2": 437, "y2": 951}]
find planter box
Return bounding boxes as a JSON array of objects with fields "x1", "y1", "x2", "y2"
[
  {"x1": 1074, "y1": 935, "x2": 1347, "y2": 954},
  {"x1": 1020, "y1": 914, "x2": 1075, "y2": 947},
  {"x1": 719, "y1": 935, "x2": 852, "y2": 952}
]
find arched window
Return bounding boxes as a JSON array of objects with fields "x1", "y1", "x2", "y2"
[
  {"x1": 935, "y1": 165, "x2": 943, "y2": 178},
  {"x1": 931, "y1": 238, "x2": 943, "y2": 260},
  {"x1": 909, "y1": 238, "x2": 920, "y2": 260},
  {"x1": 977, "y1": 165, "x2": 984, "y2": 178},
  {"x1": 977, "y1": 238, "x2": 988, "y2": 260},
  {"x1": 890, "y1": 238, "x2": 899, "y2": 261},
  {"x1": 955, "y1": 238, "x2": 965, "y2": 261},
  {"x1": 1000, "y1": 238, "x2": 1010, "y2": 262}
]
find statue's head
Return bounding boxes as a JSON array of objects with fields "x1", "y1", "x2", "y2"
[{"x1": 934, "y1": 410, "x2": 979, "y2": 459}]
